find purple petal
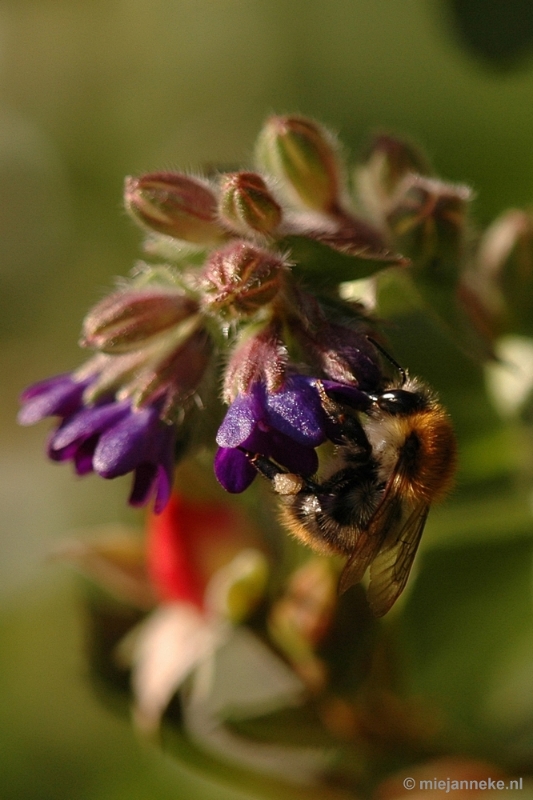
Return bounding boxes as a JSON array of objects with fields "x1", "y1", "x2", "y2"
[
  {"x1": 20, "y1": 374, "x2": 72, "y2": 403},
  {"x1": 47, "y1": 436, "x2": 80, "y2": 463},
  {"x1": 265, "y1": 376, "x2": 326, "y2": 446},
  {"x1": 242, "y1": 426, "x2": 319, "y2": 477},
  {"x1": 321, "y1": 325, "x2": 383, "y2": 391},
  {"x1": 92, "y1": 405, "x2": 157, "y2": 478},
  {"x1": 268, "y1": 433, "x2": 318, "y2": 476},
  {"x1": 49, "y1": 401, "x2": 129, "y2": 453},
  {"x1": 216, "y1": 385, "x2": 266, "y2": 448},
  {"x1": 18, "y1": 374, "x2": 91, "y2": 425},
  {"x1": 73, "y1": 438, "x2": 98, "y2": 475},
  {"x1": 338, "y1": 348, "x2": 382, "y2": 391},
  {"x1": 89, "y1": 400, "x2": 176, "y2": 511},
  {"x1": 214, "y1": 447, "x2": 257, "y2": 493},
  {"x1": 152, "y1": 428, "x2": 177, "y2": 512},
  {"x1": 129, "y1": 422, "x2": 176, "y2": 512},
  {"x1": 152, "y1": 462, "x2": 173, "y2": 514},
  {"x1": 129, "y1": 463, "x2": 158, "y2": 508}
]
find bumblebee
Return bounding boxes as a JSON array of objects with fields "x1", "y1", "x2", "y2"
[{"x1": 249, "y1": 375, "x2": 457, "y2": 617}]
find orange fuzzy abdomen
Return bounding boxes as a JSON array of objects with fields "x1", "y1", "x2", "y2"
[{"x1": 395, "y1": 408, "x2": 457, "y2": 505}]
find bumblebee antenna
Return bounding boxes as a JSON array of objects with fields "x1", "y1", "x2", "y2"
[{"x1": 366, "y1": 336, "x2": 407, "y2": 386}]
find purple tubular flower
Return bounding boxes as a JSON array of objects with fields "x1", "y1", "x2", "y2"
[
  {"x1": 19, "y1": 373, "x2": 176, "y2": 513},
  {"x1": 214, "y1": 375, "x2": 328, "y2": 493},
  {"x1": 18, "y1": 373, "x2": 92, "y2": 425},
  {"x1": 48, "y1": 398, "x2": 176, "y2": 513}
]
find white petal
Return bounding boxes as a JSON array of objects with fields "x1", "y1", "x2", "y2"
[
  {"x1": 123, "y1": 603, "x2": 222, "y2": 733},
  {"x1": 192, "y1": 626, "x2": 305, "y2": 720}
]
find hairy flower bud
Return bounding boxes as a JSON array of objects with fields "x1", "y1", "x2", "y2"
[
  {"x1": 223, "y1": 323, "x2": 288, "y2": 401},
  {"x1": 218, "y1": 171, "x2": 282, "y2": 235},
  {"x1": 201, "y1": 241, "x2": 286, "y2": 318},
  {"x1": 131, "y1": 328, "x2": 213, "y2": 418},
  {"x1": 387, "y1": 175, "x2": 472, "y2": 268},
  {"x1": 255, "y1": 115, "x2": 344, "y2": 213},
  {"x1": 386, "y1": 175, "x2": 488, "y2": 359},
  {"x1": 81, "y1": 288, "x2": 199, "y2": 353},
  {"x1": 124, "y1": 172, "x2": 225, "y2": 245},
  {"x1": 296, "y1": 318, "x2": 383, "y2": 390},
  {"x1": 356, "y1": 133, "x2": 431, "y2": 224}
]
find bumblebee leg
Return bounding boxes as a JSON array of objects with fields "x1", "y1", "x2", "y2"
[
  {"x1": 315, "y1": 380, "x2": 372, "y2": 455},
  {"x1": 245, "y1": 451, "x2": 284, "y2": 481},
  {"x1": 242, "y1": 450, "x2": 320, "y2": 496},
  {"x1": 315, "y1": 379, "x2": 343, "y2": 419}
]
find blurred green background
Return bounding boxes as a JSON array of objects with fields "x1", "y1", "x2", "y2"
[{"x1": 3, "y1": 1, "x2": 533, "y2": 798}]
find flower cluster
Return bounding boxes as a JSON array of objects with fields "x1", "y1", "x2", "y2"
[
  {"x1": 20, "y1": 114, "x2": 491, "y2": 510},
  {"x1": 19, "y1": 115, "x2": 410, "y2": 509},
  {"x1": 19, "y1": 274, "x2": 213, "y2": 510}
]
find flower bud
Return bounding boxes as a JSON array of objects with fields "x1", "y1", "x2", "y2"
[
  {"x1": 386, "y1": 176, "x2": 489, "y2": 359},
  {"x1": 296, "y1": 318, "x2": 383, "y2": 390},
  {"x1": 79, "y1": 352, "x2": 150, "y2": 405},
  {"x1": 218, "y1": 171, "x2": 282, "y2": 235},
  {"x1": 81, "y1": 288, "x2": 199, "y2": 354},
  {"x1": 356, "y1": 133, "x2": 431, "y2": 224},
  {"x1": 133, "y1": 328, "x2": 213, "y2": 417},
  {"x1": 223, "y1": 323, "x2": 288, "y2": 401},
  {"x1": 255, "y1": 115, "x2": 344, "y2": 213},
  {"x1": 386, "y1": 175, "x2": 472, "y2": 268},
  {"x1": 201, "y1": 241, "x2": 287, "y2": 318},
  {"x1": 124, "y1": 172, "x2": 226, "y2": 245}
]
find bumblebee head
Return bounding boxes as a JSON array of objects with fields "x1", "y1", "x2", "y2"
[
  {"x1": 365, "y1": 338, "x2": 438, "y2": 418},
  {"x1": 368, "y1": 378, "x2": 434, "y2": 417}
]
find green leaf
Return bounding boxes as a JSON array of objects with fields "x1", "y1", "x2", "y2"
[{"x1": 281, "y1": 235, "x2": 407, "y2": 285}]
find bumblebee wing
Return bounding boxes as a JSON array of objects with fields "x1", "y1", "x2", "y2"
[
  {"x1": 366, "y1": 500, "x2": 429, "y2": 617},
  {"x1": 338, "y1": 492, "x2": 404, "y2": 594}
]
